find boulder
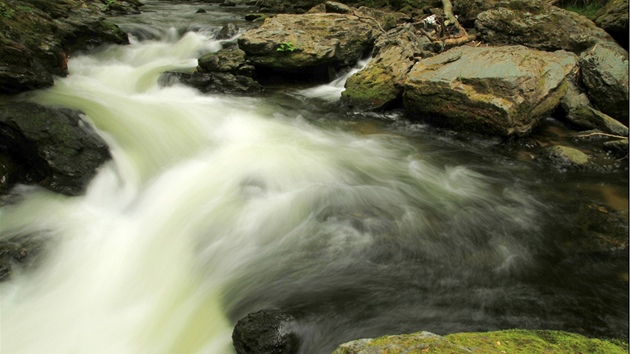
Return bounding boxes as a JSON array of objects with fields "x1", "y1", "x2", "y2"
[
  {"x1": 232, "y1": 309, "x2": 299, "y2": 354},
  {"x1": 578, "y1": 41, "x2": 629, "y2": 124},
  {"x1": 560, "y1": 80, "x2": 629, "y2": 136},
  {"x1": 0, "y1": 103, "x2": 111, "y2": 196},
  {"x1": 332, "y1": 329, "x2": 629, "y2": 353},
  {"x1": 538, "y1": 145, "x2": 591, "y2": 171},
  {"x1": 216, "y1": 23, "x2": 239, "y2": 39},
  {"x1": 403, "y1": 45, "x2": 578, "y2": 136},
  {"x1": 163, "y1": 46, "x2": 261, "y2": 94},
  {"x1": 0, "y1": 0, "x2": 129, "y2": 95},
  {"x1": 475, "y1": 0, "x2": 614, "y2": 54},
  {"x1": 237, "y1": 13, "x2": 380, "y2": 80},
  {"x1": 593, "y1": 0, "x2": 629, "y2": 49},
  {"x1": 160, "y1": 71, "x2": 262, "y2": 94},
  {"x1": 341, "y1": 24, "x2": 433, "y2": 110}
]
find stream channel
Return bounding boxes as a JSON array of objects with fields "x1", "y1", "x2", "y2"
[{"x1": 0, "y1": 1, "x2": 627, "y2": 353}]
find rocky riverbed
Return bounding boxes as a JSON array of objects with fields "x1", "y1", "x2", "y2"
[{"x1": 0, "y1": 0, "x2": 627, "y2": 353}]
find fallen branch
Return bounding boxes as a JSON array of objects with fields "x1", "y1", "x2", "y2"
[
  {"x1": 573, "y1": 132, "x2": 628, "y2": 139},
  {"x1": 352, "y1": 9, "x2": 386, "y2": 33}
]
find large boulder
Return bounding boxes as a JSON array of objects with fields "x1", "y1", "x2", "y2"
[
  {"x1": 341, "y1": 24, "x2": 433, "y2": 110},
  {"x1": 237, "y1": 12, "x2": 381, "y2": 80},
  {"x1": 578, "y1": 41, "x2": 629, "y2": 124},
  {"x1": 0, "y1": 103, "x2": 111, "y2": 196},
  {"x1": 0, "y1": 0, "x2": 129, "y2": 95},
  {"x1": 475, "y1": 0, "x2": 614, "y2": 54},
  {"x1": 232, "y1": 309, "x2": 299, "y2": 354},
  {"x1": 593, "y1": 0, "x2": 629, "y2": 49},
  {"x1": 332, "y1": 329, "x2": 629, "y2": 353},
  {"x1": 403, "y1": 45, "x2": 578, "y2": 137}
]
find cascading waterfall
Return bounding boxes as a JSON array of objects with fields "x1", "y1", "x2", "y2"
[{"x1": 0, "y1": 2, "x2": 627, "y2": 354}]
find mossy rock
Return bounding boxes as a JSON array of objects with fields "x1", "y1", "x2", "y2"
[{"x1": 333, "y1": 329, "x2": 629, "y2": 353}]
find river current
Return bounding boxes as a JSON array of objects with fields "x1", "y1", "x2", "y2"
[{"x1": 0, "y1": 1, "x2": 627, "y2": 353}]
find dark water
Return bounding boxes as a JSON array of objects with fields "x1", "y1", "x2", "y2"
[{"x1": 0, "y1": 1, "x2": 627, "y2": 353}]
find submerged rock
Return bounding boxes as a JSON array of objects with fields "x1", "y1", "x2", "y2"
[
  {"x1": 232, "y1": 309, "x2": 299, "y2": 354},
  {"x1": 0, "y1": 235, "x2": 45, "y2": 282},
  {"x1": 537, "y1": 145, "x2": 591, "y2": 171},
  {"x1": 403, "y1": 45, "x2": 578, "y2": 137},
  {"x1": 341, "y1": 24, "x2": 433, "y2": 110},
  {"x1": 332, "y1": 329, "x2": 629, "y2": 353},
  {"x1": 0, "y1": 103, "x2": 111, "y2": 196}
]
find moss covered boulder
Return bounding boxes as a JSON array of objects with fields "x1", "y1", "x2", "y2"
[
  {"x1": 341, "y1": 24, "x2": 433, "y2": 110},
  {"x1": 237, "y1": 12, "x2": 381, "y2": 80},
  {"x1": 0, "y1": 0, "x2": 129, "y2": 95},
  {"x1": 593, "y1": 0, "x2": 629, "y2": 49},
  {"x1": 403, "y1": 45, "x2": 578, "y2": 137},
  {"x1": 333, "y1": 329, "x2": 629, "y2": 353},
  {"x1": 475, "y1": 0, "x2": 614, "y2": 54}
]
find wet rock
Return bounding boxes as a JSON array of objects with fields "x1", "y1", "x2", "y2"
[
  {"x1": 593, "y1": 0, "x2": 629, "y2": 49},
  {"x1": 161, "y1": 71, "x2": 262, "y2": 94},
  {"x1": 475, "y1": 0, "x2": 614, "y2": 54},
  {"x1": 101, "y1": 0, "x2": 143, "y2": 16},
  {"x1": 403, "y1": 45, "x2": 578, "y2": 137},
  {"x1": 0, "y1": 0, "x2": 130, "y2": 95},
  {"x1": 559, "y1": 80, "x2": 628, "y2": 136},
  {"x1": 232, "y1": 309, "x2": 299, "y2": 354},
  {"x1": 237, "y1": 13, "x2": 380, "y2": 80},
  {"x1": 196, "y1": 8, "x2": 208, "y2": 14},
  {"x1": 216, "y1": 23, "x2": 239, "y2": 39},
  {"x1": 603, "y1": 138, "x2": 629, "y2": 158},
  {"x1": 325, "y1": 1, "x2": 352, "y2": 14},
  {"x1": 0, "y1": 236, "x2": 45, "y2": 282},
  {"x1": 0, "y1": 153, "x2": 19, "y2": 195},
  {"x1": 0, "y1": 102, "x2": 111, "y2": 196},
  {"x1": 244, "y1": 13, "x2": 268, "y2": 21},
  {"x1": 452, "y1": 0, "x2": 496, "y2": 28},
  {"x1": 578, "y1": 41, "x2": 629, "y2": 124},
  {"x1": 538, "y1": 145, "x2": 591, "y2": 171},
  {"x1": 199, "y1": 48, "x2": 249, "y2": 73},
  {"x1": 341, "y1": 24, "x2": 433, "y2": 110}
]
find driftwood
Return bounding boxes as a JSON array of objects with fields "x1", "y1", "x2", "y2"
[{"x1": 417, "y1": 0, "x2": 474, "y2": 51}]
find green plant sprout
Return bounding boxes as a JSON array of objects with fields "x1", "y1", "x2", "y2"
[{"x1": 277, "y1": 41, "x2": 298, "y2": 52}]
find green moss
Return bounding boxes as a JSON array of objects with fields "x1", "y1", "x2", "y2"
[
  {"x1": 447, "y1": 330, "x2": 628, "y2": 353},
  {"x1": 564, "y1": 3, "x2": 602, "y2": 19},
  {"x1": 335, "y1": 330, "x2": 629, "y2": 353}
]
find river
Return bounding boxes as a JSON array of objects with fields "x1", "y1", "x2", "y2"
[{"x1": 0, "y1": 1, "x2": 627, "y2": 353}]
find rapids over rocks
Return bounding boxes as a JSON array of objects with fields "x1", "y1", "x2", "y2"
[{"x1": 0, "y1": 2, "x2": 627, "y2": 354}]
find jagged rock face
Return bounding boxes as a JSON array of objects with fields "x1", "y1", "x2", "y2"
[
  {"x1": 0, "y1": 103, "x2": 111, "y2": 196},
  {"x1": 475, "y1": 0, "x2": 614, "y2": 54},
  {"x1": 403, "y1": 45, "x2": 578, "y2": 137},
  {"x1": 237, "y1": 13, "x2": 379, "y2": 79},
  {"x1": 341, "y1": 24, "x2": 433, "y2": 110},
  {"x1": 578, "y1": 42, "x2": 629, "y2": 124}
]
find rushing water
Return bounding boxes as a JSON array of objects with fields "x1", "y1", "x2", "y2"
[{"x1": 0, "y1": 1, "x2": 628, "y2": 353}]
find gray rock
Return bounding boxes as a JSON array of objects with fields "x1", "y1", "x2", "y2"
[
  {"x1": 160, "y1": 71, "x2": 262, "y2": 94},
  {"x1": 403, "y1": 45, "x2": 578, "y2": 137},
  {"x1": 216, "y1": 23, "x2": 239, "y2": 39},
  {"x1": 578, "y1": 41, "x2": 629, "y2": 123},
  {"x1": 475, "y1": 0, "x2": 614, "y2": 54},
  {"x1": 538, "y1": 145, "x2": 591, "y2": 171},
  {"x1": 560, "y1": 80, "x2": 629, "y2": 136},
  {"x1": 341, "y1": 24, "x2": 433, "y2": 110},
  {"x1": 0, "y1": 103, "x2": 111, "y2": 196}
]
